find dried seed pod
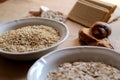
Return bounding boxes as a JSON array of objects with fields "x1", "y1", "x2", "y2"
[{"x1": 91, "y1": 22, "x2": 111, "y2": 39}]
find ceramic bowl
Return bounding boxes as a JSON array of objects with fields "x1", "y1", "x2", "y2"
[
  {"x1": 0, "y1": 18, "x2": 69, "y2": 60},
  {"x1": 27, "y1": 46, "x2": 120, "y2": 80}
]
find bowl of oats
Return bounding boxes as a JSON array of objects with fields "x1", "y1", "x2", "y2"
[
  {"x1": 27, "y1": 46, "x2": 120, "y2": 80},
  {"x1": 0, "y1": 18, "x2": 69, "y2": 60}
]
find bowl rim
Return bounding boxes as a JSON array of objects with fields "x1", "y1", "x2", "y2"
[
  {"x1": 27, "y1": 46, "x2": 120, "y2": 80},
  {"x1": 37, "y1": 46, "x2": 120, "y2": 61},
  {"x1": 0, "y1": 17, "x2": 69, "y2": 55}
]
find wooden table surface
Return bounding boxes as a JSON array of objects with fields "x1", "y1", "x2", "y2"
[{"x1": 0, "y1": 0, "x2": 120, "y2": 80}]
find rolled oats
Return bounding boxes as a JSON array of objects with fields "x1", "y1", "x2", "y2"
[{"x1": 46, "y1": 62, "x2": 120, "y2": 80}]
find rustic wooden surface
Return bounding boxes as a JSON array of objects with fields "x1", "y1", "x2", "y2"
[{"x1": 0, "y1": 0, "x2": 120, "y2": 80}]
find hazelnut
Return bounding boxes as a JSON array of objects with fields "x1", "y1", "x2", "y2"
[{"x1": 91, "y1": 22, "x2": 111, "y2": 39}]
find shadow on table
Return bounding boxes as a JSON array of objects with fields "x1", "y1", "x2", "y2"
[
  {"x1": 0, "y1": 0, "x2": 8, "y2": 3},
  {"x1": 0, "y1": 55, "x2": 36, "y2": 80}
]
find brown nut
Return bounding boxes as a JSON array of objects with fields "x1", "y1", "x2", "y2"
[{"x1": 91, "y1": 22, "x2": 111, "y2": 39}]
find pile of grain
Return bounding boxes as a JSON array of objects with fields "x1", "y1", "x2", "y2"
[
  {"x1": 46, "y1": 62, "x2": 120, "y2": 80},
  {"x1": 0, "y1": 25, "x2": 60, "y2": 52}
]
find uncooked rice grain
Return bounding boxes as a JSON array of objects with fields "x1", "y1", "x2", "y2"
[
  {"x1": 46, "y1": 62, "x2": 120, "y2": 80},
  {"x1": 0, "y1": 25, "x2": 60, "y2": 52}
]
